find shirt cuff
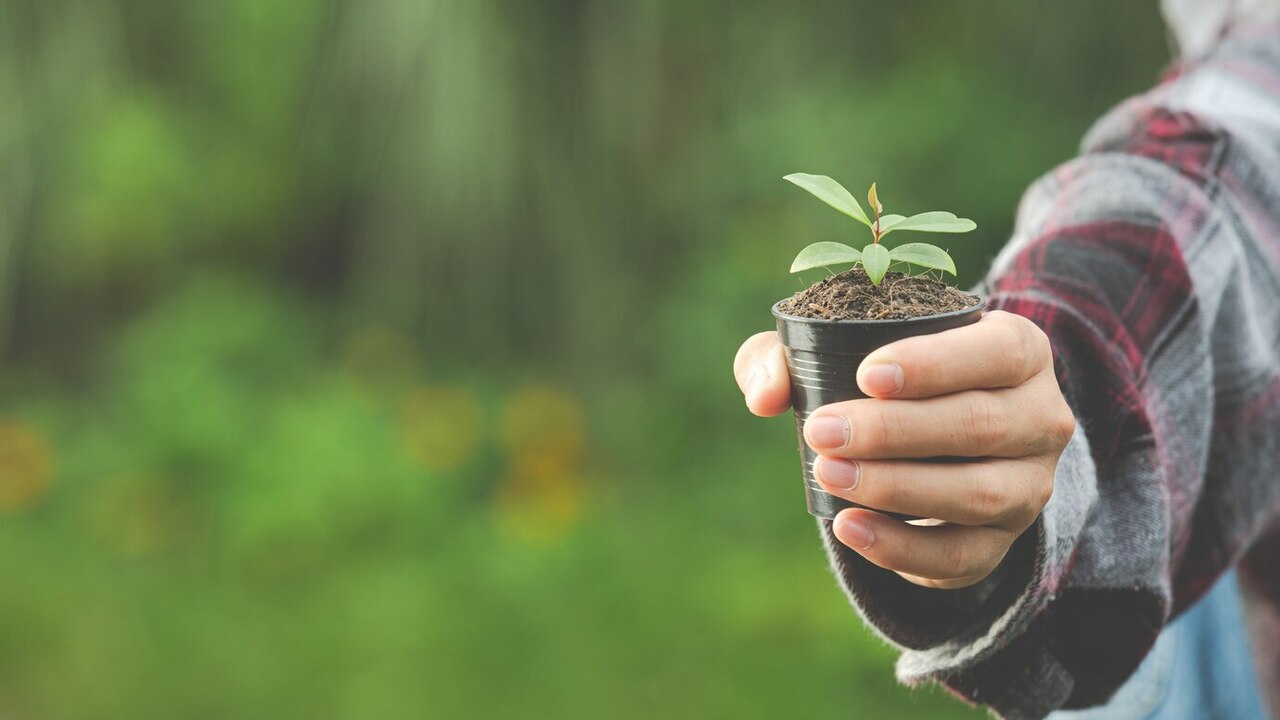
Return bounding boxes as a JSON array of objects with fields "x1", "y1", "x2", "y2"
[{"x1": 818, "y1": 425, "x2": 1098, "y2": 713}]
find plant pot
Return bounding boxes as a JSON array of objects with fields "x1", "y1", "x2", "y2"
[{"x1": 772, "y1": 297, "x2": 985, "y2": 520}]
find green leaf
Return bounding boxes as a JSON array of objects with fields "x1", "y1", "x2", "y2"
[
  {"x1": 876, "y1": 213, "x2": 906, "y2": 233},
  {"x1": 789, "y1": 242, "x2": 862, "y2": 273},
  {"x1": 888, "y1": 242, "x2": 957, "y2": 275},
  {"x1": 861, "y1": 243, "x2": 890, "y2": 285},
  {"x1": 783, "y1": 173, "x2": 872, "y2": 226},
  {"x1": 878, "y1": 211, "x2": 976, "y2": 237}
]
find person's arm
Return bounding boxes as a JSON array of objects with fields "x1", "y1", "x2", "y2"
[
  {"x1": 734, "y1": 295, "x2": 1081, "y2": 717},
  {"x1": 734, "y1": 107, "x2": 1280, "y2": 717}
]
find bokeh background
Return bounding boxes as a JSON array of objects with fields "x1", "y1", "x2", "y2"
[{"x1": 0, "y1": 2, "x2": 1169, "y2": 718}]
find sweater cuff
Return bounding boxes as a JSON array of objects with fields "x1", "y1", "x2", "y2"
[{"x1": 819, "y1": 426, "x2": 1098, "y2": 716}]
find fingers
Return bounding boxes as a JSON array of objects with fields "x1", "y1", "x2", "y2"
[
  {"x1": 832, "y1": 508, "x2": 1017, "y2": 589},
  {"x1": 733, "y1": 331, "x2": 791, "y2": 417},
  {"x1": 813, "y1": 456, "x2": 1051, "y2": 530},
  {"x1": 856, "y1": 310, "x2": 1052, "y2": 399},
  {"x1": 803, "y1": 377, "x2": 1073, "y2": 459},
  {"x1": 806, "y1": 310, "x2": 1063, "y2": 590}
]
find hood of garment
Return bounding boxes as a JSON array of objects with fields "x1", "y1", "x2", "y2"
[{"x1": 1162, "y1": 0, "x2": 1280, "y2": 59}]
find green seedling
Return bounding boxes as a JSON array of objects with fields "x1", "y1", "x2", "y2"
[{"x1": 783, "y1": 173, "x2": 976, "y2": 285}]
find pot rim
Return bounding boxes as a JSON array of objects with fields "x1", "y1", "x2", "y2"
[{"x1": 771, "y1": 293, "x2": 985, "y2": 326}]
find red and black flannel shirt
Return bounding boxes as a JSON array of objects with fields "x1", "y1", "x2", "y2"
[{"x1": 819, "y1": 19, "x2": 1280, "y2": 720}]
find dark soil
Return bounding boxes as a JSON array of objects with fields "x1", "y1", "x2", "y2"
[{"x1": 778, "y1": 268, "x2": 980, "y2": 321}]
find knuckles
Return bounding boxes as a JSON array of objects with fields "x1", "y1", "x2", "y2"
[
  {"x1": 965, "y1": 475, "x2": 1011, "y2": 525},
  {"x1": 866, "y1": 405, "x2": 902, "y2": 456},
  {"x1": 1033, "y1": 470, "x2": 1055, "y2": 513},
  {"x1": 833, "y1": 401, "x2": 897, "y2": 457},
  {"x1": 961, "y1": 392, "x2": 1006, "y2": 453},
  {"x1": 1011, "y1": 316, "x2": 1074, "y2": 457},
  {"x1": 1015, "y1": 314, "x2": 1054, "y2": 365},
  {"x1": 989, "y1": 310, "x2": 1054, "y2": 379},
  {"x1": 938, "y1": 534, "x2": 975, "y2": 578},
  {"x1": 1050, "y1": 401, "x2": 1077, "y2": 449}
]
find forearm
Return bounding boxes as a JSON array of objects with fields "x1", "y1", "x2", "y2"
[{"x1": 855, "y1": 115, "x2": 1280, "y2": 715}]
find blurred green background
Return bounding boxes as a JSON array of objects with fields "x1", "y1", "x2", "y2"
[{"x1": 0, "y1": 2, "x2": 1168, "y2": 718}]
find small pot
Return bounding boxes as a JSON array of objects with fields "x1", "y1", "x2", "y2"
[{"x1": 772, "y1": 297, "x2": 984, "y2": 520}]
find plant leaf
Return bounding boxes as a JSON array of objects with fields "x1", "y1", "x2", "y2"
[
  {"x1": 876, "y1": 213, "x2": 906, "y2": 234},
  {"x1": 867, "y1": 182, "x2": 883, "y2": 214},
  {"x1": 789, "y1": 242, "x2": 862, "y2": 273},
  {"x1": 782, "y1": 173, "x2": 872, "y2": 226},
  {"x1": 878, "y1": 211, "x2": 976, "y2": 236},
  {"x1": 861, "y1": 243, "x2": 890, "y2": 285},
  {"x1": 888, "y1": 242, "x2": 957, "y2": 275}
]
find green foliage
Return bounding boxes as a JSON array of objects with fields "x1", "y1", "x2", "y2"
[
  {"x1": 887, "y1": 243, "x2": 958, "y2": 275},
  {"x1": 781, "y1": 173, "x2": 872, "y2": 225},
  {"x1": 789, "y1": 241, "x2": 861, "y2": 273},
  {"x1": 879, "y1": 211, "x2": 976, "y2": 235},
  {"x1": 0, "y1": 1, "x2": 1169, "y2": 717},
  {"x1": 784, "y1": 174, "x2": 975, "y2": 285},
  {"x1": 861, "y1": 243, "x2": 891, "y2": 286}
]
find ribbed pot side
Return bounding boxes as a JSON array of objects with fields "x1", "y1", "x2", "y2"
[{"x1": 772, "y1": 298, "x2": 984, "y2": 520}]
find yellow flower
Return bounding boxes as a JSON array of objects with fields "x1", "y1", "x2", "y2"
[
  {"x1": 493, "y1": 464, "x2": 584, "y2": 545},
  {"x1": 498, "y1": 384, "x2": 584, "y2": 465},
  {"x1": 399, "y1": 384, "x2": 483, "y2": 471},
  {"x1": 492, "y1": 384, "x2": 589, "y2": 544},
  {"x1": 0, "y1": 421, "x2": 54, "y2": 513}
]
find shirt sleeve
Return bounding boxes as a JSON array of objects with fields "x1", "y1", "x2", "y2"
[{"x1": 818, "y1": 108, "x2": 1280, "y2": 719}]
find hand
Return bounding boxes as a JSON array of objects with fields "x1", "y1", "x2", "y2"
[{"x1": 733, "y1": 311, "x2": 1075, "y2": 589}]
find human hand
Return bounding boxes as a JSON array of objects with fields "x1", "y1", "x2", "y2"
[{"x1": 733, "y1": 311, "x2": 1075, "y2": 589}]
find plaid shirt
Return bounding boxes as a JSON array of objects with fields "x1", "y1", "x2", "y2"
[{"x1": 818, "y1": 19, "x2": 1280, "y2": 720}]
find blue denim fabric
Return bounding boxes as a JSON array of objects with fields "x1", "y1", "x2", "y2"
[{"x1": 1047, "y1": 569, "x2": 1266, "y2": 720}]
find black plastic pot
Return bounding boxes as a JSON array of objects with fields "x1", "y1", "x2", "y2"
[{"x1": 772, "y1": 297, "x2": 985, "y2": 520}]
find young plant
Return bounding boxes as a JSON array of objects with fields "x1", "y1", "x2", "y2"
[{"x1": 783, "y1": 173, "x2": 976, "y2": 285}]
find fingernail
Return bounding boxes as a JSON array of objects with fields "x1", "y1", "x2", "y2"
[
  {"x1": 836, "y1": 515, "x2": 875, "y2": 550},
  {"x1": 861, "y1": 363, "x2": 904, "y2": 395},
  {"x1": 746, "y1": 364, "x2": 769, "y2": 399},
  {"x1": 815, "y1": 457, "x2": 860, "y2": 490},
  {"x1": 804, "y1": 416, "x2": 850, "y2": 450}
]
